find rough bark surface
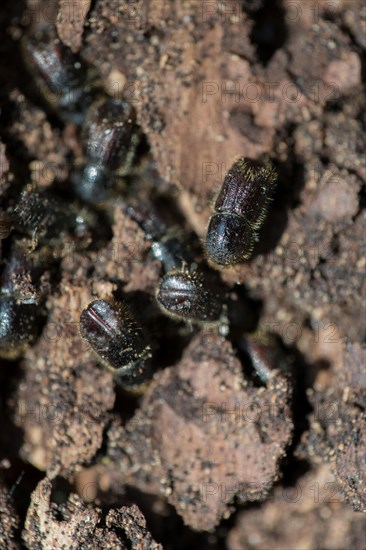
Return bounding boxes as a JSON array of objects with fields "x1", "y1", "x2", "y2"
[{"x1": 0, "y1": 0, "x2": 364, "y2": 547}]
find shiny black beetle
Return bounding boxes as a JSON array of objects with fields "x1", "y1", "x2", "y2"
[
  {"x1": 205, "y1": 157, "x2": 277, "y2": 266},
  {"x1": 23, "y1": 23, "x2": 91, "y2": 124},
  {"x1": 80, "y1": 299, "x2": 152, "y2": 391},
  {"x1": 156, "y1": 267, "x2": 226, "y2": 327},
  {"x1": 74, "y1": 97, "x2": 140, "y2": 203}
]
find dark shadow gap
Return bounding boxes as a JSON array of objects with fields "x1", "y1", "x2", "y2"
[{"x1": 248, "y1": 0, "x2": 289, "y2": 66}]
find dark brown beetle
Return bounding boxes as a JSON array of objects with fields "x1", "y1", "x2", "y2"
[
  {"x1": 23, "y1": 24, "x2": 91, "y2": 124},
  {"x1": 236, "y1": 334, "x2": 293, "y2": 386},
  {"x1": 205, "y1": 157, "x2": 277, "y2": 266},
  {"x1": 74, "y1": 97, "x2": 140, "y2": 203},
  {"x1": 80, "y1": 299, "x2": 152, "y2": 391},
  {"x1": 156, "y1": 268, "x2": 226, "y2": 326}
]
